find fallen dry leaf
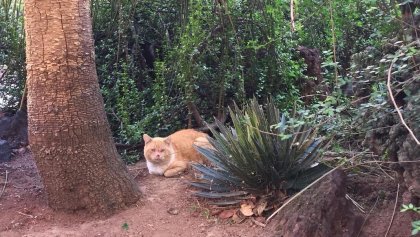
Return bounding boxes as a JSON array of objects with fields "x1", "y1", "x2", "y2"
[
  {"x1": 240, "y1": 203, "x2": 254, "y2": 217},
  {"x1": 218, "y1": 209, "x2": 236, "y2": 219}
]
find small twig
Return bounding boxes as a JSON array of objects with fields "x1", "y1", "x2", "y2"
[
  {"x1": 132, "y1": 170, "x2": 143, "y2": 179},
  {"x1": 387, "y1": 58, "x2": 420, "y2": 145},
  {"x1": 385, "y1": 183, "x2": 400, "y2": 237},
  {"x1": 0, "y1": 170, "x2": 9, "y2": 200},
  {"x1": 0, "y1": 67, "x2": 9, "y2": 82},
  {"x1": 345, "y1": 194, "x2": 365, "y2": 213},
  {"x1": 375, "y1": 162, "x2": 395, "y2": 181},
  {"x1": 344, "y1": 125, "x2": 395, "y2": 136},
  {"x1": 328, "y1": 0, "x2": 339, "y2": 86},
  {"x1": 18, "y1": 82, "x2": 27, "y2": 111},
  {"x1": 265, "y1": 165, "x2": 343, "y2": 224},
  {"x1": 251, "y1": 217, "x2": 266, "y2": 228},
  {"x1": 17, "y1": 211, "x2": 34, "y2": 218},
  {"x1": 344, "y1": 159, "x2": 420, "y2": 170},
  {"x1": 128, "y1": 167, "x2": 147, "y2": 171},
  {"x1": 299, "y1": 93, "x2": 329, "y2": 99},
  {"x1": 350, "y1": 95, "x2": 371, "y2": 105},
  {"x1": 109, "y1": 109, "x2": 123, "y2": 130},
  {"x1": 324, "y1": 150, "x2": 374, "y2": 158},
  {"x1": 247, "y1": 117, "x2": 334, "y2": 138},
  {"x1": 357, "y1": 196, "x2": 380, "y2": 237}
]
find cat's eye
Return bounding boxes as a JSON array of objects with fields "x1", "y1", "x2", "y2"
[
  {"x1": 159, "y1": 149, "x2": 164, "y2": 152},
  {"x1": 151, "y1": 148, "x2": 156, "y2": 152}
]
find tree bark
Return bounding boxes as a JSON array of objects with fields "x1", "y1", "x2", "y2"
[{"x1": 24, "y1": 0, "x2": 140, "y2": 214}]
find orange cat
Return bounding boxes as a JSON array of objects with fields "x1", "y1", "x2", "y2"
[{"x1": 143, "y1": 129, "x2": 210, "y2": 177}]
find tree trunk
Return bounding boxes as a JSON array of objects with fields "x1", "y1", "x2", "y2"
[{"x1": 24, "y1": 0, "x2": 140, "y2": 214}]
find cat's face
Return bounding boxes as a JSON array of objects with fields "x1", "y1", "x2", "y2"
[{"x1": 143, "y1": 134, "x2": 172, "y2": 164}]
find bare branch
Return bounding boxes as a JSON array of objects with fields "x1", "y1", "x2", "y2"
[
  {"x1": 198, "y1": 111, "x2": 228, "y2": 133},
  {"x1": 387, "y1": 59, "x2": 420, "y2": 145},
  {"x1": 290, "y1": 0, "x2": 295, "y2": 32},
  {"x1": 187, "y1": 101, "x2": 205, "y2": 128},
  {"x1": 0, "y1": 170, "x2": 9, "y2": 200},
  {"x1": 385, "y1": 183, "x2": 400, "y2": 237}
]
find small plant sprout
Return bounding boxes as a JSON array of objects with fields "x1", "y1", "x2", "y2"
[
  {"x1": 122, "y1": 222, "x2": 129, "y2": 231},
  {"x1": 401, "y1": 203, "x2": 420, "y2": 235}
]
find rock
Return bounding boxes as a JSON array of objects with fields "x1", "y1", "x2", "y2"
[
  {"x1": 0, "y1": 139, "x2": 12, "y2": 162},
  {"x1": 167, "y1": 207, "x2": 179, "y2": 215},
  {"x1": 270, "y1": 170, "x2": 363, "y2": 237},
  {"x1": 0, "y1": 116, "x2": 13, "y2": 137},
  {"x1": 0, "y1": 110, "x2": 28, "y2": 148}
]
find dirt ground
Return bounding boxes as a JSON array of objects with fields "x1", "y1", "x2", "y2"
[
  {"x1": 0, "y1": 149, "x2": 417, "y2": 237},
  {"x1": 0, "y1": 149, "x2": 270, "y2": 237},
  {"x1": 347, "y1": 173, "x2": 416, "y2": 237}
]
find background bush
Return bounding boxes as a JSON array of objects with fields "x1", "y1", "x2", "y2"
[{"x1": 1, "y1": 0, "x2": 412, "y2": 165}]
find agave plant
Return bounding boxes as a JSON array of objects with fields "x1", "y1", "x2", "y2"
[{"x1": 191, "y1": 98, "x2": 330, "y2": 205}]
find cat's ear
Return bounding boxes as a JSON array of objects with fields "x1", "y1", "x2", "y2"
[
  {"x1": 143, "y1": 134, "x2": 152, "y2": 144},
  {"x1": 164, "y1": 137, "x2": 171, "y2": 145}
]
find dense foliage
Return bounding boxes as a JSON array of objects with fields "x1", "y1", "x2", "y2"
[
  {"x1": 0, "y1": 0, "x2": 25, "y2": 110},
  {"x1": 88, "y1": 0, "x2": 402, "y2": 154},
  {"x1": 1, "y1": 0, "x2": 419, "y2": 231},
  {"x1": 0, "y1": 0, "x2": 416, "y2": 165}
]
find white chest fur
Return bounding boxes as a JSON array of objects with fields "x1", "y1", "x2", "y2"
[
  {"x1": 146, "y1": 146, "x2": 176, "y2": 175},
  {"x1": 146, "y1": 161, "x2": 168, "y2": 175}
]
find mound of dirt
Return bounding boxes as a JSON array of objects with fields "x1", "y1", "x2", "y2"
[
  {"x1": 269, "y1": 169, "x2": 415, "y2": 237},
  {"x1": 270, "y1": 170, "x2": 363, "y2": 237}
]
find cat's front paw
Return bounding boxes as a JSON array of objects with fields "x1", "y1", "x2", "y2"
[
  {"x1": 163, "y1": 169, "x2": 184, "y2": 177},
  {"x1": 149, "y1": 170, "x2": 164, "y2": 175}
]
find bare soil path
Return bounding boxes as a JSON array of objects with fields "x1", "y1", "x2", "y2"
[{"x1": 0, "y1": 150, "x2": 268, "y2": 237}]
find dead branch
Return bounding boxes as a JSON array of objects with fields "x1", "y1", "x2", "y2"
[
  {"x1": 17, "y1": 211, "x2": 34, "y2": 218},
  {"x1": 0, "y1": 170, "x2": 9, "y2": 200},
  {"x1": 328, "y1": 0, "x2": 338, "y2": 85},
  {"x1": 387, "y1": 59, "x2": 420, "y2": 145},
  {"x1": 290, "y1": 0, "x2": 295, "y2": 32},
  {"x1": 185, "y1": 99, "x2": 229, "y2": 133},
  {"x1": 187, "y1": 101, "x2": 205, "y2": 128},
  {"x1": 385, "y1": 183, "x2": 400, "y2": 237},
  {"x1": 356, "y1": 196, "x2": 380, "y2": 237},
  {"x1": 18, "y1": 82, "x2": 27, "y2": 111},
  {"x1": 198, "y1": 111, "x2": 228, "y2": 133},
  {"x1": 0, "y1": 67, "x2": 9, "y2": 82},
  {"x1": 251, "y1": 217, "x2": 267, "y2": 227}
]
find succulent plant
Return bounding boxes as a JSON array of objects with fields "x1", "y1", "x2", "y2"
[{"x1": 191, "y1": 98, "x2": 330, "y2": 205}]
